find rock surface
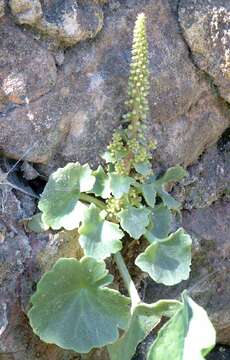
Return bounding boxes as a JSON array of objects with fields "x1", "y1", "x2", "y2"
[
  {"x1": 179, "y1": 0, "x2": 230, "y2": 102},
  {"x1": 174, "y1": 131, "x2": 230, "y2": 209},
  {"x1": 10, "y1": 0, "x2": 43, "y2": 25},
  {"x1": 0, "y1": 0, "x2": 5, "y2": 18},
  {"x1": 152, "y1": 92, "x2": 229, "y2": 167},
  {"x1": 0, "y1": 19, "x2": 57, "y2": 111},
  {"x1": 1, "y1": 0, "x2": 229, "y2": 170},
  {"x1": 208, "y1": 346, "x2": 230, "y2": 360},
  {"x1": 9, "y1": 0, "x2": 104, "y2": 47}
]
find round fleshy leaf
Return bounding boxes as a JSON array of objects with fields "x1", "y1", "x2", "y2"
[
  {"x1": 134, "y1": 161, "x2": 152, "y2": 176},
  {"x1": 140, "y1": 181, "x2": 181, "y2": 210},
  {"x1": 38, "y1": 163, "x2": 95, "y2": 230},
  {"x1": 147, "y1": 291, "x2": 216, "y2": 360},
  {"x1": 28, "y1": 257, "x2": 131, "y2": 353},
  {"x1": 91, "y1": 166, "x2": 111, "y2": 199},
  {"x1": 109, "y1": 173, "x2": 135, "y2": 199},
  {"x1": 140, "y1": 183, "x2": 157, "y2": 207},
  {"x1": 156, "y1": 165, "x2": 188, "y2": 186},
  {"x1": 79, "y1": 204, "x2": 124, "y2": 260},
  {"x1": 108, "y1": 300, "x2": 181, "y2": 360},
  {"x1": 118, "y1": 206, "x2": 150, "y2": 239},
  {"x1": 146, "y1": 204, "x2": 172, "y2": 241},
  {"x1": 27, "y1": 213, "x2": 49, "y2": 233},
  {"x1": 157, "y1": 188, "x2": 181, "y2": 210},
  {"x1": 135, "y1": 228, "x2": 192, "y2": 285}
]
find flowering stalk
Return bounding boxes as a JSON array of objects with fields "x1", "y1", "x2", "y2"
[
  {"x1": 125, "y1": 13, "x2": 150, "y2": 143},
  {"x1": 108, "y1": 13, "x2": 155, "y2": 178}
]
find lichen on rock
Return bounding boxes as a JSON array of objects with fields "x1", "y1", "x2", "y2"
[
  {"x1": 9, "y1": 0, "x2": 104, "y2": 47},
  {"x1": 179, "y1": 0, "x2": 230, "y2": 103},
  {"x1": 0, "y1": 19, "x2": 57, "y2": 111},
  {"x1": 9, "y1": 0, "x2": 43, "y2": 25},
  {"x1": 0, "y1": 0, "x2": 5, "y2": 18}
]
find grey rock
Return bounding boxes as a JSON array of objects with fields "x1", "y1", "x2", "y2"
[
  {"x1": 2, "y1": 0, "x2": 229, "y2": 170},
  {"x1": 9, "y1": 0, "x2": 43, "y2": 25},
  {"x1": 58, "y1": 0, "x2": 207, "y2": 168},
  {"x1": 0, "y1": 19, "x2": 57, "y2": 111},
  {"x1": 40, "y1": 0, "x2": 104, "y2": 47},
  {"x1": 0, "y1": 0, "x2": 5, "y2": 18},
  {"x1": 208, "y1": 346, "x2": 230, "y2": 360},
  {"x1": 179, "y1": 0, "x2": 230, "y2": 103},
  {"x1": 53, "y1": 49, "x2": 65, "y2": 66},
  {"x1": 168, "y1": 0, "x2": 179, "y2": 13},
  {"x1": 9, "y1": 0, "x2": 104, "y2": 47},
  {"x1": 152, "y1": 92, "x2": 230, "y2": 167},
  {"x1": 0, "y1": 90, "x2": 69, "y2": 163},
  {"x1": 0, "y1": 303, "x2": 8, "y2": 337},
  {"x1": 173, "y1": 130, "x2": 230, "y2": 209},
  {"x1": 21, "y1": 161, "x2": 40, "y2": 180}
]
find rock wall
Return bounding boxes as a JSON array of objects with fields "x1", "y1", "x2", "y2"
[{"x1": 0, "y1": 0, "x2": 230, "y2": 359}]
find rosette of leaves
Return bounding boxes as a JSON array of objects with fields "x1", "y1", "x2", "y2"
[{"x1": 27, "y1": 12, "x2": 215, "y2": 360}]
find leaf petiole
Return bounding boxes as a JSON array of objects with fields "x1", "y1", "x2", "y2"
[
  {"x1": 79, "y1": 193, "x2": 106, "y2": 210},
  {"x1": 114, "y1": 252, "x2": 141, "y2": 311}
]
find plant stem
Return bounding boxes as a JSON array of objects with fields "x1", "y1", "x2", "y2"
[
  {"x1": 79, "y1": 193, "x2": 106, "y2": 210},
  {"x1": 80, "y1": 194, "x2": 141, "y2": 308},
  {"x1": 114, "y1": 252, "x2": 141, "y2": 310}
]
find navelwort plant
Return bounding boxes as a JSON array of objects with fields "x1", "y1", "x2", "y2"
[{"x1": 27, "y1": 14, "x2": 216, "y2": 359}]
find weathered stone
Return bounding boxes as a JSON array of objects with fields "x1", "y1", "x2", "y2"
[
  {"x1": 208, "y1": 346, "x2": 230, "y2": 360},
  {"x1": 179, "y1": 0, "x2": 230, "y2": 103},
  {"x1": 9, "y1": 0, "x2": 104, "y2": 47},
  {"x1": 0, "y1": 89, "x2": 70, "y2": 163},
  {"x1": 0, "y1": 186, "x2": 34, "y2": 296},
  {"x1": 173, "y1": 133, "x2": 230, "y2": 209},
  {"x1": 0, "y1": 0, "x2": 5, "y2": 18},
  {"x1": 35, "y1": 230, "x2": 83, "y2": 274},
  {"x1": 58, "y1": 0, "x2": 205, "y2": 167},
  {"x1": 143, "y1": 197, "x2": 230, "y2": 345},
  {"x1": 168, "y1": 0, "x2": 179, "y2": 13},
  {"x1": 40, "y1": 0, "x2": 104, "y2": 47},
  {"x1": 1, "y1": 0, "x2": 229, "y2": 170},
  {"x1": 152, "y1": 92, "x2": 230, "y2": 167},
  {"x1": 21, "y1": 161, "x2": 40, "y2": 180},
  {"x1": 40, "y1": 0, "x2": 218, "y2": 168},
  {"x1": 9, "y1": 0, "x2": 43, "y2": 25},
  {"x1": 0, "y1": 19, "x2": 57, "y2": 111},
  {"x1": 53, "y1": 49, "x2": 65, "y2": 67}
]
